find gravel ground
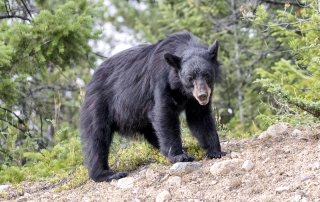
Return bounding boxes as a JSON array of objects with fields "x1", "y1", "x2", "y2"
[{"x1": 1, "y1": 123, "x2": 320, "y2": 202}]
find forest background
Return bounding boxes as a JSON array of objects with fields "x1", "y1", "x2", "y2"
[{"x1": 0, "y1": 0, "x2": 319, "y2": 184}]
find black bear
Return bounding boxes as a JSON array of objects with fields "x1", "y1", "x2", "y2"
[{"x1": 80, "y1": 31, "x2": 225, "y2": 182}]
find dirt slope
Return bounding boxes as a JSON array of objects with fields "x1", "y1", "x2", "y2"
[{"x1": 2, "y1": 124, "x2": 320, "y2": 202}]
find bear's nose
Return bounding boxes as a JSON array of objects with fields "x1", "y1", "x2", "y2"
[{"x1": 198, "y1": 93, "x2": 208, "y2": 101}]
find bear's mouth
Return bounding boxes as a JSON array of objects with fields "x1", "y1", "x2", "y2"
[
  {"x1": 192, "y1": 80, "x2": 211, "y2": 106},
  {"x1": 198, "y1": 99, "x2": 209, "y2": 105}
]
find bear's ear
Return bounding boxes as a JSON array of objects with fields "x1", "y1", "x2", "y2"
[
  {"x1": 208, "y1": 40, "x2": 219, "y2": 60},
  {"x1": 164, "y1": 53, "x2": 181, "y2": 69}
]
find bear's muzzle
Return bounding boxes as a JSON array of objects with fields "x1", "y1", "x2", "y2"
[{"x1": 192, "y1": 80, "x2": 211, "y2": 105}]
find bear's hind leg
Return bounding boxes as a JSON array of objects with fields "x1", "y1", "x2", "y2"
[
  {"x1": 81, "y1": 98, "x2": 128, "y2": 182},
  {"x1": 85, "y1": 128, "x2": 128, "y2": 182}
]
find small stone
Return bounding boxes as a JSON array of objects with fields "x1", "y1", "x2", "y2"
[
  {"x1": 0, "y1": 185, "x2": 9, "y2": 191},
  {"x1": 210, "y1": 180, "x2": 218, "y2": 185},
  {"x1": 267, "y1": 122, "x2": 291, "y2": 137},
  {"x1": 156, "y1": 190, "x2": 171, "y2": 202},
  {"x1": 275, "y1": 186, "x2": 290, "y2": 193},
  {"x1": 295, "y1": 190, "x2": 305, "y2": 196},
  {"x1": 262, "y1": 158, "x2": 270, "y2": 164},
  {"x1": 312, "y1": 162, "x2": 320, "y2": 170},
  {"x1": 291, "y1": 129, "x2": 302, "y2": 137},
  {"x1": 17, "y1": 196, "x2": 28, "y2": 202},
  {"x1": 300, "y1": 175, "x2": 310, "y2": 181},
  {"x1": 160, "y1": 174, "x2": 169, "y2": 183},
  {"x1": 210, "y1": 159, "x2": 244, "y2": 176},
  {"x1": 146, "y1": 168, "x2": 156, "y2": 180},
  {"x1": 231, "y1": 152, "x2": 241, "y2": 158},
  {"x1": 168, "y1": 176, "x2": 181, "y2": 187},
  {"x1": 258, "y1": 131, "x2": 269, "y2": 139},
  {"x1": 170, "y1": 162, "x2": 202, "y2": 176},
  {"x1": 295, "y1": 195, "x2": 302, "y2": 202},
  {"x1": 116, "y1": 177, "x2": 134, "y2": 189},
  {"x1": 139, "y1": 168, "x2": 147, "y2": 176},
  {"x1": 242, "y1": 160, "x2": 254, "y2": 171},
  {"x1": 110, "y1": 179, "x2": 117, "y2": 186},
  {"x1": 132, "y1": 199, "x2": 141, "y2": 202},
  {"x1": 301, "y1": 197, "x2": 308, "y2": 202},
  {"x1": 82, "y1": 197, "x2": 90, "y2": 202},
  {"x1": 52, "y1": 194, "x2": 60, "y2": 199}
]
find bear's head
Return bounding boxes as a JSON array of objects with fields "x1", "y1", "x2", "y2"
[{"x1": 164, "y1": 40, "x2": 220, "y2": 105}]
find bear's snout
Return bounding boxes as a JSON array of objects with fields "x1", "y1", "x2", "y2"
[
  {"x1": 192, "y1": 80, "x2": 211, "y2": 105},
  {"x1": 198, "y1": 93, "x2": 208, "y2": 102}
]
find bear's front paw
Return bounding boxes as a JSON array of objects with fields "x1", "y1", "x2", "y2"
[
  {"x1": 206, "y1": 151, "x2": 227, "y2": 159},
  {"x1": 168, "y1": 153, "x2": 195, "y2": 163}
]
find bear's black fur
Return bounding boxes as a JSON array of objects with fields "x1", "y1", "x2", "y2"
[{"x1": 80, "y1": 31, "x2": 225, "y2": 182}]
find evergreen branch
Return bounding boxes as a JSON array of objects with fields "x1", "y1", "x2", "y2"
[
  {"x1": 285, "y1": 96, "x2": 320, "y2": 118},
  {"x1": 30, "y1": 85, "x2": 79, "y2": 94},
  {"x1": 1, "y1": 126, "x2": 8, "y2": 132},
  {"x1": 0, "y1": 118, "x2": 26, "y2": 133},
  {"x1": 0, "y1": 15, "x2": 31, "y2": 21},
  {"x1": 260, "y1": 0, "x2": 311, "y2": 7},
  {"x1": 93, "y1": 52, "x2": 108, "y2": 59},
  {"x1": 0, "y1": 106, "x2": 26, "y2": 126}
]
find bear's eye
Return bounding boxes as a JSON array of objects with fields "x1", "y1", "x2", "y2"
[
  {"x1": 203, "y1": 73, "x2": 210, "y2": 79},
  {"x1": 188, "y1": 75, "x2": 193, "y2": 82}
]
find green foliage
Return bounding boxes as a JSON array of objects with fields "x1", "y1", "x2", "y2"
[
  {"x1": 255, "y1": 1, "x2": 320, "y2": 125},
  {"x1": 0, "y1": 133, "x2": 83, "y2": 183},
  {"x1": 54, "y1": 166, "x2": 88, "y2": 192},
  {"x1": 0, "y1": 165, "x2": 26, "y2": 183},
  {"x1": 1, "y1": 1, "x2": 103, "y2": 78},
  {"x1": 0, "y1": 0, "x2": 104, "y2": 166}
]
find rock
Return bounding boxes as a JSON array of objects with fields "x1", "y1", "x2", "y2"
[
  {"x1": 312, "y1": 162, "x2": 320, "y2": 170},
  {"x1": 156, "y1": 190, "x2": 171, "y2": 202},
  {"x1": 267, "y1": 122, "x2": 291, "y2": 137},
  {"x1": 295, "y1": 190, "x2": 305, "y2": 196},
  {"x1": 231, "y1": 152, "x2": 241, "y2": 158},
  {"x1": 132, "y1": 199, "x2": 141, "y2": 202},
  {"x1": 210, "y1": 159, "x2": 244, "y2": 176},
  {"x1": 52, "y1": 194, "x2": 60, "y2": 199},
  {"x1": 0, "y1": 185, "x2": 9, "y2": 191},
  {"x1": 116, "y1": 177, "x2": 134, "y2": 189},
  {"x1": 299, "y1": 175, "x2": 310, "y2": 181},
  {"x1": 17, "y1": 196, "x2": 28, "y2": 202},
  {"x1": 82, "y1": 197, "x2": 90, "y2": 202},
  {"x1": 295, "y1": 195, "x2": 302, "y2": 202},
  {"x1": 110, "y1": 179, "x2": 117, "y2": 186},
  {"x1": 168, "y1": 176, "x2": 181, "y2": 187},
  {"x1": 262, "y1": 158, "x2": 270, "y2": 164},
  {"x1": 146, "y1": 168, "x2": 156, "y2": 180},
  {"x1": 170, "y1": 162, "x2": 202, "y2": 176},
  {"x1": 160, "y1": 174, "x2": 169, "y2": 183},
  {"x1": 210, "y1": 180, "x2": 218, "y2": 185},
  {"x1": 258, "y1": 131, "x2": 269, "y2": 139},
  {"x1": 291, "y1": 129, "x2": 302, "y2": 137},
  {"x1": 242, "y1": 160, "x2": 254, "y2": 171},
  {"x1": 301, "y1": 197, "x2": 308, "y2": 202},
  {"x1": 275, "y1": 186, "x2": 290, "y2": 193}
]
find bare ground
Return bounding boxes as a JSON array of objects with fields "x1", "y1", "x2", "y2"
[{"x1": 1, "y1": 124, "x2": 320, "y2": 202}]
